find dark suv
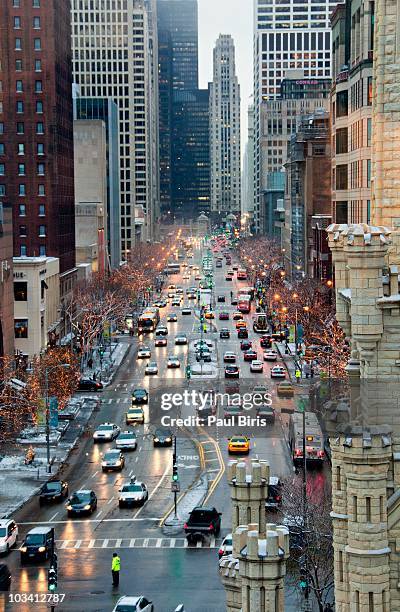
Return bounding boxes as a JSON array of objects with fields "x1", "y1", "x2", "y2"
[
  {"x1": 265, "y1": 477, "x2": 282, "y2": 511},
  {"x1": 20, "y1": 526, "x2": 55, "y2": 563}
]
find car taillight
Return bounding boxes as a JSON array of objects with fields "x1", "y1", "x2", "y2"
[
  {"x1": 218, "y1": 548, "x2": 223, "y2": 555},
  {"x1": 183, "y1": 523, "x2": 188, "y2": 530},
  {"x1": 318, "y1": 450, "x2": 325, "y2": 458},
  {"x1": 209, "y1": 523, "x2": 214, "y2": 530},
  {"x1": 275, "y1": 495, "x2": 281, "y2": 502},
  {"x1": 295, "y1": 449, "x2": 302, "y2": 456}
]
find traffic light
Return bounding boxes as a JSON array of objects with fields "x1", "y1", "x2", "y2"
[
  {"x1": 172, "y1": 462, "x2": 179, "y2": 482},
  {"x1": 299, "y1": 565, "x2": 309, "y2": 599},
  {"x1": 99, "y1": 346, "x2": 104, "y2": 358},
  {"x1": 48, "y1": 555, "x2": 58, "y2": 592}
]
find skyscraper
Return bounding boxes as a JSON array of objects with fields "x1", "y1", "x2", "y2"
[
  {"x1": 0, "y1": 0, "x2": 75, "y2": 272},
  {"x1": 71, "y1": 0, "x2": 160, "y2": 256},
  {"x1": 209, "y1": 35, "x2": 241, "y2": 215},
  {"x1": 157, "y1": 0, "x2": 202, "y2": 217},
  {"x1": 253, "y1": 0, "x2": 339, "y2": 232},
  {"x1": 171, "y1": 89, "x2": 210, "y2": 215}
]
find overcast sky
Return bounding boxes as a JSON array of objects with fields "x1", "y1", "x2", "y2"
[{"x1": 198, "y1": 0, "x2": 253, "y2": 157}]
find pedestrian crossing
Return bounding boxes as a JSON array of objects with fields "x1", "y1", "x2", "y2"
[{"x1": 55, "y1": 536, "x2": 222, "y2": 550}]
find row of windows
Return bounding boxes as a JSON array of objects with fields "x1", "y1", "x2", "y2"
[
  {"x1": 333, "y1": 160, "x2": 371, "y2": 191},
  {"x1": 0, "y1": 162, "x2": 45, "y2": 175},
  {"x1": 12, "y1": 0, "x2": 41, "y2": 6},
  {"x1": 0, "y1": 183, "x2": 46, "y2": 196},
  {"x1": 0, "y1": 122, "x2": 44, "y2": 136},
  {"x1": 15, "y1": 80, "x2": 43, "y2": 92},
  {"x1": 13, "y1": 16, "x2": 41, "y2": 28},
  {"x1": 0, "y1": 142, "x2": 45, "y2": 155},
  {"x1": 15, "y1": 37, "x2": 42, "y2": 51},
  {"x1": 19, "y1": 224, "x2": 46, "y2": 237},
  {"x1": 17, "y1": 203, "x2": 45, "y2": 217},
  {"x1": 17, "y1": 245, "x2": 45, "y2": 259}
]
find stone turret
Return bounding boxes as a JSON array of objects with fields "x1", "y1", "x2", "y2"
[
  {"x1": 219, "y1": 460, "x2": 289, "y2": 612},
  {"x1": 331, "y1": 428, "x2": 392, "y2": 612}
]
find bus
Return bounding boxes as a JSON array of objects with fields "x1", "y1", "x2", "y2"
[
  {"x1": 253, "y1": 313, "x2": 268, "y2": 333},
  {"x1": 288, "y1": 411, "x2": 325, "y2": 466},
  {"x1": 237, "y1": 269, "x2": 248, "y2": 280},
  {"x1": 237, "y1": 294, "x2": 251, "y2": 314},
  {"x1": 138, "y1": 307, "x2": 160, "y2": 334},
  {"x1": 166, "y1": 262, "x2": 181, "y2": 275}
]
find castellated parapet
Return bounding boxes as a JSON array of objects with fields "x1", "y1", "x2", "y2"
[{"x1": 219, "y1": 461, "x2": 289, "y2": 612}]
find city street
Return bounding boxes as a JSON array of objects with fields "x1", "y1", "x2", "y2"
[{"x1": 2, "y1": 244, "x2": 328, "y2": 611}]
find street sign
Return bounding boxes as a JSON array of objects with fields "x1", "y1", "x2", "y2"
[
  {"x1": 49, "y1": 397, "x2": 59, "y2": 428},
  {"x1": 171, "y1": 481, "x2": 180, "y2": 493}
]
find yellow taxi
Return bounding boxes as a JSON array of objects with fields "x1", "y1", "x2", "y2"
[
  {"x1": 205, "y1": 310, "x2": 215, "y2": 319},
  {"x1": 277, "y1": 381, "x2": 295, "y2": 397},
  {"x1": 228, "y1": 435, "x2": 250, "y2": 454},
  {"x1": 125, "y1": 407, "x2": 145, "y2": 425},
  {"x1": 235, "y1": 320, "x2": 247, "y2": 330}
]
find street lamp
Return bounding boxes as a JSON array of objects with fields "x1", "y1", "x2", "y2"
[{"x1": 45, "y1": 363, "x2": 70, "y2": 473}]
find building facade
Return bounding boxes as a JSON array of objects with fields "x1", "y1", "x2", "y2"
[
  {"x1": 282, "y1": 110, "x2": 331, "y2": 278},
  {"x1": 0, "y1": 0, "x2": 75, "y2": 272},
  {"x1": 241, "y1": 106, "x2": 255, "y2": 234},
  {"x1": 171, "y1": 89, "x2": 210, "y2": 216},
  {"x1": 74, "y1": 97, "x2": 121, "y2": 270},
  {"x1": 209, "y1": 35, "x2": 241, "y2": 215},
  {"x1": 253, "y1": 0, "x2": 339, "y2": 232},
  {"x1": 73, "y1": 120, "x2": 107, "y2": 274},
  {"x1": 13, "y1": 256, "x2": 60, "y2": 358},
  {"x1": 0, "y1": 202, "x2": 14, "y2": 357},
  {"x1": 71, "y1": 0, "x2": 160, "y2": 254},
  {"x1": 157, "y1": 0, "x2": 201, "y2": 218},
  {"x1": 330, "y1": 0, "x2": 374, "y2": 225}
]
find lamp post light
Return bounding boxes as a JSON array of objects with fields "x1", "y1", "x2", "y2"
[{"x1": 45, "y1": 363, "x2": 70, "y2": 473}]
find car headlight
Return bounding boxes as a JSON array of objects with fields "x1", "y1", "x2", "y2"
[
  {"x1": 165, "y1": 437, "x2": 172, "y2": 443},
  {"x1": 38, "y1": 546, "x2": 46, "y2": 552},
  {"x1": 66, "y1": 504, "x2": 73, "y2": 510},
  {"x1": 115, "y1": 460, "x2": 121, "y2": 466},
  {"x1": 20, "y1": 546, "x2": 27, "y2": 553},
  {"x1": 84, "y1": 504, "x2": 91, "y2": 510},
  {"x1": 154, "y1": 438, "x2": 159, "y2": 442}
]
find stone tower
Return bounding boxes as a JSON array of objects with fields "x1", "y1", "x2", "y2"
[{"x1": 219, "y1": 460, "x2": 289, "y2": 612}]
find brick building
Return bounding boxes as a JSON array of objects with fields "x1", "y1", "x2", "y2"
[
  {"x1": 0, "y1": 202, "x2": 14, "y2": 356},
  {"x1": 0, "y1": 0, "x2": 75, "y2": 273}
]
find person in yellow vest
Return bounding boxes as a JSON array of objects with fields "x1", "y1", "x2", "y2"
[
  {"x1": 111, "y1": 552, "x2": 121, "y2": 587},
  {"x1": 295, "y1": 368, "x2": 301, "y2": 383}
]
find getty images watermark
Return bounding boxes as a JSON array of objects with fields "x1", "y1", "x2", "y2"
[{"x1": 158, "y1": 389, "x2": 273, "y2": 428}]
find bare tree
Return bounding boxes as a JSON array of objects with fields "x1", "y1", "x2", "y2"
[{"x1": 282, "y1": 475, "x2": 334, "y2": 611}]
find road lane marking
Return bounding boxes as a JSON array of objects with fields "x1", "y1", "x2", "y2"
[
  {"x1": 107, "y1": 496, "x2": 114, "y2": 505},
  {"x1": 88, "y1": 539, "x2": 95, "y2": 548},
  {"x1": 143, "y1": 538, "x2": 149, "y2": 547},
  {"x1": 49, "y1": 512, "x2": 59, "y2": 522},
  {"x1": 60, "y1": 540, "x2": 69, "y2": 549},
  {"x1": 74, "y1": 540, "x2": 82, "y2": 549},
  {"x1": 184, "y1": 539, "x2": 188, "y2": 548},
  {"x1": 91, "y1": 471, "x2": 99, "y2": 478},
  {"x1": 123, "y1": 397, "x2": 129, "y2": 403},
  {"x1": 128, "y1": 469, "x2": 133, "y2": 477},
  {"x1": 210, "y1": 536, "x2": 215, "y2": 548},
  {"x1": 135, "y1": 457, "x2": 139, "y2": 462},
  {"x1": 116, "y1": 398, "x2": 120, "y2": 404},
  {"x1": 19, "y1": 518, "x2": 162, "y2": 525},
  {"x1": 156, "y1": 538, "x2": 162, "y2": 548},
  {"x1": 133, "y1": 453, "x2": 172, "y2": 520},
  {"x1": 108, "y1": 399, "x2": 113, "y2": 404},
  {"x1": 129, "y1": 538, "x2": 135, "y2": 547},
  {"x1": 54, "y1": 537, "x2": 222, "y2": 549},
  {"x1": 116, "y1": 539, "x2": 122, "y2": 547},
  {"x1": 102, "y1": 539, "x2": 109, "y2": 548},
  {"x1": 95, "y1": 511, "x2": 102, "y2": 519},
  {"x1": 196, "y1": 540, "x2": 202, "y2": 548},
  {"x1": 169, "y1": 538, "x2": 175, "y2": 548}
]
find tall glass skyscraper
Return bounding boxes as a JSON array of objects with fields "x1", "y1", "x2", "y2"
[{"x1": 157, "y1": 0, "x2": 208, "y2": 217}]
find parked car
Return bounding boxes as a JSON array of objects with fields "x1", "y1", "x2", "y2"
[
  {"x1": 265, "y1": 477, "x2": 282, "y2": 511},
  {"x1": 218, "y1": 533, "x2": 233, "y2": 559}
]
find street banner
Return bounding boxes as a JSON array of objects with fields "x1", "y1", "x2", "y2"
[
  {"x1": 297, "y1": 323, "x2": 304, "y2": 344},
  {"x1": 288, "y1": 324, "x2": 295, "y2": 343},
  {"x1": 37, "y1": 398, "x2": 46, "y2": 426},
  {"x1": 103, "y1": 321, "x2": 111, "y2": 339},
  {"x1": 49, "y1": 397, "x2": 59, "y2": 428}
]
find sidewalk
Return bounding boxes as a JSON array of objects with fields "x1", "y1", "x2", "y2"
[
  {"x1": 275, "y1": 340, "x2": 319, "y2": 389},
  {"x1": 0, "y1": 340, "x2": 131, "y2": 519},
  {"x1": 81, "y1": 340, "x2": 129, "y2": 386}
]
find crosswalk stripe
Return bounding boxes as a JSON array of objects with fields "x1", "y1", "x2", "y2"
[
  {"x1": 54, "y1": 537, "x2": 221, "y2": 550},
  {"x1": 108, "y1": 399, "x2": 113, "y2": 404},
  {"x1": 123, "y1": 397, "x2": 129, "y2": 403},
  {"x1": 116, "y1": 398, "x2": 120, "y2": 404}
]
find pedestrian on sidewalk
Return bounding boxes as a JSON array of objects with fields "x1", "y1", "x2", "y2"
[
  {"x1": 111, "y1": 552, "x2": 121, "y2": 587},
  {"x1": 295, "y1": 368, "x2": 301, "y2": 383},
  {"x1": 87, "y1": 357, "x2": 93, "y2": 370}
]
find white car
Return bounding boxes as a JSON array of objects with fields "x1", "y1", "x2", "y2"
[
  {"x1": 93, "y1": 422, "x2": 120, "y2": 442},
  {"x1": 172, "y1": 298, "x2": 181, "y2": 306},
  {"x1": 271, "y1": 365, "x2": 286, "y2": 379},
  {"x1": 223, "y1": 351, "x2": 237, "y2": 363},
  {"x1": 155, "y1": 337, "x2": 167, "y2": 347},
  {"x1": 250, "y1": 360, "x2": 264, "y2": 373},
  {"x1": 118, "y1": 478, "x2": 148, "y2": 508},
  {"x1": 218, "y1": 533, "x2": 233, "y2": 559},
  {"x1": 112, "y1": 596, "x2": 154, "y2": 612},
  {"x1": 145, "y1": 361, "x2": 158, "y2": 375},
  {"x1": 101, "y1": 449, "x2": 125, "y2": 472},
  {"x1": 175, "y1": 334, "x2": 188, "y2": 345},
  {"x1": 0, "y1": 519, "x2": 18, "y2": 554},
  {"x1": 167, "y1": 355, "x2": 181, "y2": 368},
  {"x1": 181, "y1": 307, "x2": 192, "y2": 315},
  {"x1": 137, "y1": 346, "x2": 151, "y2": 359},
  {"x1": 264, "y1": 350, "x2": 278, "y2": 362},
  {"x1": 116, "y1": 430, "x2": 137, "y2": 451}
]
